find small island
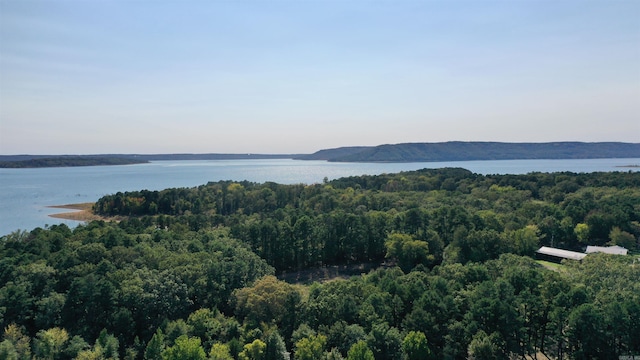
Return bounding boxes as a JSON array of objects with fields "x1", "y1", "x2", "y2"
[{"x1": 0, "y1": 156, "x2": 148, "y2": 168}]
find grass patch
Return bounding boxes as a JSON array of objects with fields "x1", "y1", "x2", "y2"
[{"x1": 536, "y1": 260, "x2": 566, "y2": 272}]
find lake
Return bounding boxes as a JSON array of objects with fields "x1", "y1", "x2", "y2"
[{"x1": 1, "y1": 158, "x2": 639, "y2": 236}]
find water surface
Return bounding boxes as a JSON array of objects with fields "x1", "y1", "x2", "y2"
[{"x1": 1, "y1": 158, "x2": 638, "y2": 236}]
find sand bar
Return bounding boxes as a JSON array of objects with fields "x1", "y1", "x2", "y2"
[{"x1": 47, "y1": 203, "x2": 108, "y2": 222}]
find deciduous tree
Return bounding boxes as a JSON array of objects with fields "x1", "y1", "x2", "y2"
[
  {"x1": 33, "y1": 327, "x2": 69, "y2": 360},
  {"x1": 347, "y1": 341, "x2": 374, "y2": 360},
  {"x1": 209, "y1": 343, "x2": 233, "y2": 360},
  {"x1": 239, "y1": 339, "x2": 266, "y2": 360},
  {"x1": 401, "y1": 331, "x2": 431, "y2": 360},
  {"x1": 162, "y1": 335, "x2": 206, "y2": 360},
  {"x1": 294, "y1": 334, "x2": 326, "y2": 360},
  {"x1": 385, "y1": 233, "x2": 432, "y2": 272}
]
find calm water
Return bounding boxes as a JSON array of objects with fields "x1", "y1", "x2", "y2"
[{"x1": 1, "y1": 158, "x2": 639, "y2": 236}]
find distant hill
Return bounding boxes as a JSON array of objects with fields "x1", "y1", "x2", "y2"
[
  {"x1": 294, "y1": 146, "x2": 372, "y2": 161},
  {"x1": 296, "y1": 142, "x2": 640, "y2": 162},
  {"x1": 4, "y1": 143, "x2": 639, "y2": 167}
]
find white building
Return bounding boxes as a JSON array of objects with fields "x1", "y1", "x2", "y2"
[
  {"x1": 536, "y1": 246, "x2": 587, "y2": 263},
  {"x1": 585, "y1": 245, "x2": 628, "y2": 256}
]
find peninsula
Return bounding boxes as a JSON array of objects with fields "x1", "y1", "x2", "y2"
[
  {"x1": 0, "y1": 153, "x2": 297, "y2": 168},
  {"x1": 0, "y1": 156, "x2": 148, "y2": 168}
]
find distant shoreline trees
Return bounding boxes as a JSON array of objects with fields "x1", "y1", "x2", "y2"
[{"x1": 0, "y1": 157, "x2": 147, "y2": 168}]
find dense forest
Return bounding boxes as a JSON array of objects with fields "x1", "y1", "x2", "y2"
[{"x1": 1, "y1": 168, "x2": 639, "y2": 359}]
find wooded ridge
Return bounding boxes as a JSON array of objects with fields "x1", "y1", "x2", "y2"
[
  {"x1": 3, "y1": 141, "x2": 639, "y2": 167},
  {"x1": 295, "y1": 141, "x2": 640, "y2": 162}
]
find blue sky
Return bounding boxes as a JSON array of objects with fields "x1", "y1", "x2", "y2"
[{"x1": 1, "y1": 0, "x2": 638, "y2": 154}]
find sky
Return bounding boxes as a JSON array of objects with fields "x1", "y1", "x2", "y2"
[{"x1": 1, "y1": 1, "x2": 639, "y2": 155}]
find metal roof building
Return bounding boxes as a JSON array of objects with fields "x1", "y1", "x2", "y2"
[
  {"x1": 536, "y1": 246, "x2": 587, "y2": 263},
  {"x1": 585, "y1": 245, "x2": 628, "y2": 255}
]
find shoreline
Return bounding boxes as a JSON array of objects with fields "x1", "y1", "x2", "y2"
[{"x1": 47, "y1": 203, "x2": 112, "y2": 222}]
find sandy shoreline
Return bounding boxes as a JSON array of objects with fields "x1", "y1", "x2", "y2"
[{"x1": 47, "y1": 203, "x2": 109, "y2": 222}]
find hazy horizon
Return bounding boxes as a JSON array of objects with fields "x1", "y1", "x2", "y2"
[
  {"x1": 2, "y1": 140, "x2": 640, "y2": 157},
  {"x1": 1, "y1": 1, "x2": 639, "y2": 155}
]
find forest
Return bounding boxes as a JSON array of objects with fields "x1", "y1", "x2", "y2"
[
  {"x1": 1, "y1": 168, "x2": 639, "y2": 360},
  {"x1": 0, "y1": 157, "x2": 147, "y2": 168}
]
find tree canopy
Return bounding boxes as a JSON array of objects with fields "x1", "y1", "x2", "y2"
[{"x1": 2, "y1": 168, "x2": 639, "y2": 359}]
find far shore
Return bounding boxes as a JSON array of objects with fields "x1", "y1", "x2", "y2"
[{"x1": 47, "y1": 203, "x2": 113, "y2": 222}]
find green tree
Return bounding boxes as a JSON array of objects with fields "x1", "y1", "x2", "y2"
[
  {"x1": 75, "y1": 331, "x2": 119, "y2": 360},
  {"x1": 401, "y1": 331, "x2": 431, "y2": 360},
  {"x1": 232, "y1": 276, "x2": 300, "y2": 328},
  {"x1": 566, "y1": 304, "x2": 607, "y2": 359},
  {"x1": 75, "y1": 348, "x2": 105, "y2": 360},
  {"x1": 64, "y1": 336, "x2": 90, "y2": 359},
  {"x1": 62, "y1": 274, "x2": 116, "y2": 341},
  {"x1": 466, "y1": 279, "x2": 522, "y2": 356},
  {"x1": 347, "y1": 341, "x2": 374, "y2": 360},
  {"x1": 608, "y1": 226, "x2": 636, "y2": 249},
  {"x1": 385, "y1": 233, "x2": 432, "y2": 272},
  {"x1": 574, "y1": 223, "x2": 590, "y2": 244},
  {"x1": 467, "y1": 331, "x2": 501, "y2": 360},
  {"x1": 366, "y1": 323, "x2": 402, "y2": 360},
  {"x1": 1, "y1": 324, "x2": 31, "y2": 360},
  {"x1": 96, "y1": 329, "x2": 119, "y2": 360},
  {"x1": 0, "y1": 340, "x2": 18, "y2": 360},
  {"x1": 145, "y1": 329, "x2": 165, "y2": 360},
  {"x1": 294, "y1": 334, "x2": 326, "y2": 360},
  {"x1": 291, "y1": 324, "x2": 316, "y2": 346},
  {"x1": 187, "y1": 308, "x2": 216, "y2": 348},
  {"x1": 239, "y1": 339, "x2": 266, "y2": 360},
  {"x1": 165, "y1": 320, "x2": 192, "y2": 345},
  {"x1": 0, "y1": 282, "x2": 31, "y2": 333},
  {"x1": 209, "y1": 343, "x2": 233, "y2": 360},
  {"x1": 325, "y1": 321, "x2": 365, "y2": 355},
  {"x1": 508, "y1": 225, "x2": 541, "y2": 256},
  {"x1": 34, "y1": 292, "x2": 65, "y2": 330},
  {"x1": 264, "y1": 330, "x2": 287, "y2": 360},
  {"x1": 326, "y1": 348, "x2": 345, "y2": 360},
  {"x1": 161, "y1": 335, "x2": 206, "y2": 360},
  {"x1": 33, "y1": 327, "x2": 69, "y2": 360}
]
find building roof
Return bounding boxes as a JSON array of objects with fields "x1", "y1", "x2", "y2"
[
  {"x1": 585, "y1": 245, "x2": 628, "y2": 255},
  {"x1": 536, "y1": 246, "x2": 587, "y2": 261}
]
